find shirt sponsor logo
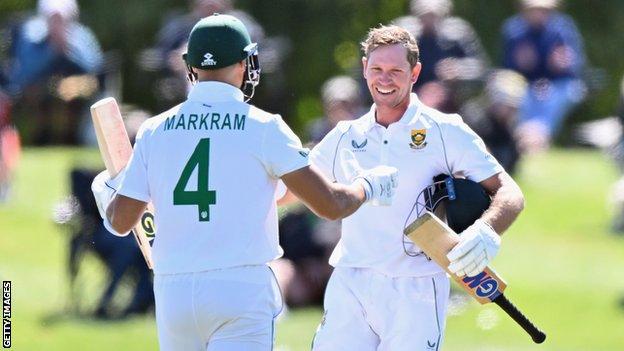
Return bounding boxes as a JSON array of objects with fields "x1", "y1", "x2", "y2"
[
  {"x1": 351, "y1": 139, "x2": 367, "y2": 152},
  {"x1": 201, "y1": 52, "x2": 217, "y2": 66},
  {"x1": 409, "y1": 129, "x2": 427, "y2": 149}
]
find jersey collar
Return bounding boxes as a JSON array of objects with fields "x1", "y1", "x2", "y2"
[
  {"x1": 187, "y1": 81, "x2": 245, "y2": 103},
  {"x1": 359, "y1": 93, "x2": 423, "y2": 131}
]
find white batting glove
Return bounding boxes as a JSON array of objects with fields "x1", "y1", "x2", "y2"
[
  {"x1": 340, "y1": 149, "x2": 399, "y2": 206},
  {"x1": 91, "y1": 169, "x2": 129, "y2": 236},
  {"x1": 446, "y1": 219, "x2": 500, "y2": 277}
]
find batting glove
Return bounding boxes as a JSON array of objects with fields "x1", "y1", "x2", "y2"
[
  {"x1": 91, "y1": 169, "x2": 129, "y2": 236},
  {"x1": 446, "y1": 219, "x2": 500, "y2": 277},
  {"x1": 340, "y1": 149, "x2": 399, "y2": 206}
]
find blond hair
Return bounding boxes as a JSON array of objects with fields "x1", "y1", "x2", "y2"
[{"x1": 361, "y1": 25, "x2": 420, "y2": 67}]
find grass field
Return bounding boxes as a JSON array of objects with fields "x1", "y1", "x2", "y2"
[{"x1": 1, "y1": 147, "x2": 624, "y2": 350}]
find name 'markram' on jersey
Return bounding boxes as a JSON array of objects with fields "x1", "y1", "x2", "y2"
[{"x1": 163, "y1": 112, "x2": 246, "y2": 131}]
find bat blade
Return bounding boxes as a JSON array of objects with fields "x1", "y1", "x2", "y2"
[
  {"x1": 404, "y1": 212, "x2": 506, "y2": 304},
  {"x1": 404, "y1": 211, "x2": 545, "y2": 343},
  {"x1": 91, "y1": 97, "x2": 155, "y2": 269}
]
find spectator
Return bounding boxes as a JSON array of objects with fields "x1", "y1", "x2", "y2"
[
  {"x1": 393, "y1": 0, "x2": 488, "y2": 112},
  {"x1": 272, "y1": 76, "x2": 363, "y2": 308},
  {"x1": 66, "y1": 168, "x2": 154, "y2": 319},
  {"x1": 574, "y1": 74, "x2": 624, "y2": 234},
  {"x1": 604, "y1": 76, "x2": 624, "y2": 307},
  {"x1": 141, "y1": 0, "x2": 273, "y2": 109},
  {"x1": 0, "y1": 0, "x2": 103, "y2": 144},
  {"x1": 307, "y1": 75, "x2": 363, "y2": 143},
  {"x1": 272, "y1": 204, "x2": 340, "y2": 307},
  {"x1": 502, "y1": 0, "x2": 586, "y2": 153},
  {"x1": 461, "y1": 70, "x2": 528, "y2": 174},
  {"x1": 0, "y1": 91, "x2": 20, "y2": 202}
]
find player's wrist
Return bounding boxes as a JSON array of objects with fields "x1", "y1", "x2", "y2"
[
  {"x1": 102, "y1": 216, "x2": 131, "y2": 237},
  {"x1": 352, "y1": 177, "x2": 372, "y2": 203},
  {"x1": 473, "y1": 219, "x2": 501, "y2": 262},
  {"x1": 475, "y1": 219, "x2": 500, "y2": 245}
]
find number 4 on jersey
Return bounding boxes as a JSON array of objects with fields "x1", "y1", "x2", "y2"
[{"x1": 174, "y1": 138, "x2": 217, "y2": 221}]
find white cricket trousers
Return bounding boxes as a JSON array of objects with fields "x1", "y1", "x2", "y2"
[
  {"x1": 312, "y1": 267, "x2": 450, "y2": 351},
  {"x1": 154, "y1": 265, "x2": 282, "y2": 351}
]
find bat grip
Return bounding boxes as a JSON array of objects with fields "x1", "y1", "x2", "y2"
[{"x1": 494, "y1": 294, "x2": 546, "y2": 344}]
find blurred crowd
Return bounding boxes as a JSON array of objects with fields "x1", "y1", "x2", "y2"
[{"x1": 2, "y1": 0, "x2": 623, "y2": 317}]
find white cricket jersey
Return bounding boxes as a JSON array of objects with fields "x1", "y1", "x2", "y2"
[
  {"x1": 310, "y1": 94, "x2": 503, "y2": 277},
  {"x1": 118, "y1": 82, "x2": 310, "y2": 274}
]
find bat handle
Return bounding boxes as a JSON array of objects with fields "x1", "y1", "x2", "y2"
[{"x1": 494, "y1": 294, "x2": 546, "y2": 344}]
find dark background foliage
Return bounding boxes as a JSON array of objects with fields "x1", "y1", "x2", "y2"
[{"x1": 2, "y1": 0, "x2": 623, "y2": 137}]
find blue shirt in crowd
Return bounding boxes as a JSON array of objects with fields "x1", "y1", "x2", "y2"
[{"x1": 502, "y1": 11, "x2": 585, "y2": 82}]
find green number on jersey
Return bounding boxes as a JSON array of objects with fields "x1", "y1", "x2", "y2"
[{"x1": 173, "y1": 138, "x2": 217, "y2": 222}]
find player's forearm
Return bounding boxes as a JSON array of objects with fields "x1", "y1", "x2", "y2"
[
  {"x1": 106, "y1": 195, "x2": 148, "y2": 235},
  {"x1": 321, "y1": 183, "x2": 366, "y2": 220},
  {"x1": 481, "y1": 174, "x2": 525, "y2": 234},
  {"x1": 293, "y1": 182, "x2": 365, "y2": 221},
  {"x1": 281, "y1": 165, "x2": 366, "y2": 221}
]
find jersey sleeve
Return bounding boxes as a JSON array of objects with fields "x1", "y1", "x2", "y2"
[
  {"x1": 444, "y1": 116, "x2": 504, "y2": 182},
  {"x1": 117, "y1": 121, "x2": 151, "y2": 202},
  {"x1": 309, "y1": 123, "x2": 349, "y2": 181},
  {"x1": 261, "y1": 115, "x2": 310, "y2": 178},
  {"x1": 275, "y1": 180, "x2": 287, "y2": 200}
]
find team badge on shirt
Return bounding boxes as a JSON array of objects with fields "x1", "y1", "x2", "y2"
[{"x1": 409, "y1": 129, "x2": 427, "y2": 149}]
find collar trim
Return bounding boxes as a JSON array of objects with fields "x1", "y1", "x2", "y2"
[
  {"x1": 359, "y1": 93, "x2": 422, "y2": 131},
  {"x1": 187, "y1": 81, "x2": 245, "y2": 103}
]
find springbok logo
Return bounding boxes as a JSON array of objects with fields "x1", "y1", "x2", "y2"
[
  {"x1": 410, "y1": 129, "x2": 427, "y2": 149},
  {"x1": 201, "y1": 52, "x2": 217, "y2": 66}
]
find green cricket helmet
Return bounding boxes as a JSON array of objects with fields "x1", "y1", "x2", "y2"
[{"x1": 183, "y1": 14, "x2": 260, "y2": 96}]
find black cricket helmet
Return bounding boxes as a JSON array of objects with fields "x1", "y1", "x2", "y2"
[
  {"x1": 403, "y1": 174, "x2": 491, "y2": 257},
  {"x1": 416, "y1": 174, "x2": 491, "y2": 233}
]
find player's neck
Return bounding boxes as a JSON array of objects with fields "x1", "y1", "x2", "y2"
[
  {"x1": 197, "y1": 78, "x2": 241, "y2": 89},
  {"x1": 196, "y1": 66, "x2": 244, "y2": 89},
  {"x1": 375, "y1": 99, "x2": 410, "y2": 128}
]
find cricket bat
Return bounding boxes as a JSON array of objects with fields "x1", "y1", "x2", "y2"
[
  {"x1": 404, "y1": 211, "x2": 546, "y2": 344},
  {"x1": 91, "y1": 97, "x2": 155, "y2": 269}
]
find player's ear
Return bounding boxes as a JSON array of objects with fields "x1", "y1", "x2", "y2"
[
  {"x1": 411, "y1": 62, "x2": 421, "y2": 83},
  {"x1": 362, "y1": 56, "x2": 368, "y2": 79},
  {"x1": 237, "y1": 60, "x2": 246, "y2": 75}
]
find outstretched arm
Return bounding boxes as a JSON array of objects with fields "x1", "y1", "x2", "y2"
[{"x1": 281, "y1": 165, "x2": 365, "y2": 221}]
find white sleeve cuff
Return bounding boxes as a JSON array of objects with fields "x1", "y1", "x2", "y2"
[
  {"x1": 353, "y1": 177, "x2": 372, "y2": 203},
  {"x1": 103, "y1": 217, "x2": 131, "y2": 237}
]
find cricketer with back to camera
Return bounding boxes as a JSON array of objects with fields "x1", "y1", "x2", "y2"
[
  {"x1": 91, "y1": 14, "x2": 399, "y2": 351},
  {"x1": 308, "y1": 24, "x2": 525, "y2": 351}
]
